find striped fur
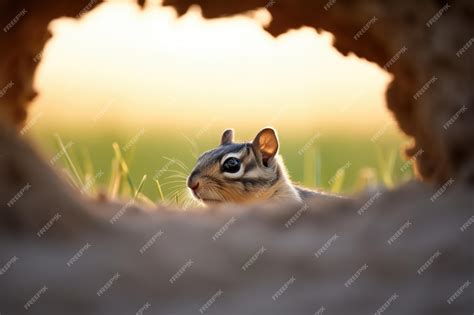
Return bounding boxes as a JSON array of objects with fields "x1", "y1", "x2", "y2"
[{"x1": 187, "y1": 128, "x2": 336, "y2": 205}]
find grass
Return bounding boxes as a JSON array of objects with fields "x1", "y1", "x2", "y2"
[{"x1": 34, "y1": 126, "x2": 414, "y2": 207}]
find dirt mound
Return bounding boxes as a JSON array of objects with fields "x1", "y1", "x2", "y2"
[{"x1": 0, "y1": 1, "x2": 473, "y2": 314}]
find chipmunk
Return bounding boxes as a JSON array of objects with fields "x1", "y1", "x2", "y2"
[{"x1": 187, "y1": 128, "x2": 341, "y2": 205}]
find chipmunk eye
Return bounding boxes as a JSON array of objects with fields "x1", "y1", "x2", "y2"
[{"x1": 222, "y1": 157, "x2": 241, "y2": 173}]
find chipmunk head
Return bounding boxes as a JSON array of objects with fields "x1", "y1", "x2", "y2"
[{"x1": 187, "y1": 128, "x2": 300, "y2": 205}]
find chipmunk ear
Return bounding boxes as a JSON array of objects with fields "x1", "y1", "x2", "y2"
[
  {"x1": 221, "y1": 129, "x2": 234, "y2": 145},
  {"x1": 252, "y1": 128, "x2": 279, "y2": 166}
]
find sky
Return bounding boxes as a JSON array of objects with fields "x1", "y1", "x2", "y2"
[{"x1": 30, "y1": 0, "x2": 394, "y2": 133}]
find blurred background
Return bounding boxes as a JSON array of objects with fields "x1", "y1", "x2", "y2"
[{"x1": 25, "y1": 0, "x2": 413, "y2": 205}]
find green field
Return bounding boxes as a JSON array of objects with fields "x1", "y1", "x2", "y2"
[{"x1": 29, "y1": 126, "x2": 414, "y2": 206}]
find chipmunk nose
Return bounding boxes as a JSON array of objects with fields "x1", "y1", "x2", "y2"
[{"x1": 187, "y1": 171, "x2": 200, "y2": 192}]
